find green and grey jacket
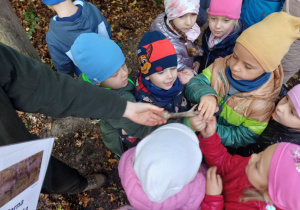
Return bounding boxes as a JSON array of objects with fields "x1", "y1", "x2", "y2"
[
  {"x1": 97, "y1": 78, "x2": 189, "y2": 156},
  {"x1": 185, "y1": 55, "x2": 283, "y2": 148}
]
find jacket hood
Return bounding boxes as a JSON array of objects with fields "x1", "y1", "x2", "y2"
[{"x1": 48, "y1": 1, "x2": 109, "y2": 47}]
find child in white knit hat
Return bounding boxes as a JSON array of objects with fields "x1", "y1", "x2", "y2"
[{"x1": 118, "y1": 123, "x2": 206, "y2": 209}]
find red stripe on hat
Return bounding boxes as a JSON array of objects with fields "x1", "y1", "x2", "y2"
[{"x1": 142, "y1": 38, "x2": 176, "y2": 62}]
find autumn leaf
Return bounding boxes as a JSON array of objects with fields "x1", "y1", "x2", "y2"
[
  {"x1": 108, "y1": 159, "x2": 118, "y2": 164},
  {"x1": 78, "y1": 193, "x2": 91, "y2": 208}
]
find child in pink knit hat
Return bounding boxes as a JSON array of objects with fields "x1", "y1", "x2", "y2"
[
  {"x1": 150, "y1": 0, "x2": 203, "y2": 85},
  {"x1": 199, "y1": 0, "x2": 248, "y2": 72},
  {"x1": 189, "y1": 116, "x2": 300, "y2": 209}
]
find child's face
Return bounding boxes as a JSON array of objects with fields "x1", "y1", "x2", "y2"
[
  {"x1": 172, "y1": 13, "x2": 198, "y2": 33},
  {"x1": 145, "y1": 66, "x2": 178, "y2": 90},
  {"x1": 100, "y1": 63, "x2": 128, "y2": 89},
  {"x1": 246, "y1": 144, "x2": 278, "y2": 193},
  {"x1": 229, "y1": 43, "x2": 265, "y2": 81},
  {"x1": 208, "y1": 15, "x2": 237, "y2": 37},
  {"x1": 273, "y1": 95, "x2": 300, "y2": 130}
]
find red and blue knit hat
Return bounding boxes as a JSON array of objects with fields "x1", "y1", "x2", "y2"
[{"x1": 137, "y1": 31, "x2": 177, "y2": 78}]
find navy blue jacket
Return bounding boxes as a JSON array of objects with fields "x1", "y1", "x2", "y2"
[
  {"x1": 199, "y1": 19, "x2": 248, "y2": 72},
  {"x1": 46, "y1": 0, "x2": 111, "y2": 76}
]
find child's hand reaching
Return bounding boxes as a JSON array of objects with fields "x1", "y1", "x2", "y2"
[
  {"x1": 198, "y1": 95, "x2": 218, "y2": 121},
  {"x1": 200, "y1": 116, "x2": 217, "y2": 139},
  {"x1": 193, "y1": 61, "x2": 200, "y2": 74},
  {"x1": 188, "y1": 115, "x2": 206, "y2": 132},
  {"x1": 206, "y1": 166, "x2": 223, "y2": 196},
  {"x1": 178, "y1": 69, "x2": 194, "y2": 85}
]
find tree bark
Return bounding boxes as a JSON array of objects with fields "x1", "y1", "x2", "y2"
[{"x1": 0, "y1": 0, "x2": 40, "y2": 60}]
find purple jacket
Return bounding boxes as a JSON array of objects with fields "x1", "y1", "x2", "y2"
[
  {"x1": 150, "y1": 13, "x2": 196, "y2": 72},
  {"x1": 118, "y1": 147, "x2": 206, "y2": 210}
]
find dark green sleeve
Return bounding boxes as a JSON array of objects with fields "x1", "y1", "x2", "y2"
[
  {"x1": 185, "y1": 68, "x2": 218, "y2": 104},
  {"x1": 101, "y1": 117, "x2": 188, "y2": 155},
  {"x1": 0, "y1": 43, "x2": 127, "y2": 119},
  {"x1": 104, "y1": 117, "x2": 187, "y2": 139},
  {"x1": 217, "y1": 117, "x2": 260, "y2": 148}
]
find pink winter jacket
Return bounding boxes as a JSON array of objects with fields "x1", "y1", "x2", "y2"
[{"x1": 118, "y1": 147, "x2": 207, "y2": 210}]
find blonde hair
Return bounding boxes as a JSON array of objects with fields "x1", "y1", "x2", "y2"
[
  {"x1": 169, "y1": 20, "x2": 200, "y2": 57},
  {"x1": 240, "y1": 185, "x2": 269, "y2": 203},
  {"x1": 207, "y1": 14, "x2": 240, "y2": 31}
]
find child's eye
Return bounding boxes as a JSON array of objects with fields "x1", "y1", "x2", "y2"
[
  {"x1": 111, "y1": 72, "x2": 118, "y2": 77},
  {"x1": 158, "y1": 71, "x2": 164, "y2": 74},
  {"x1": 245, "y1": 65, "x2": 252, "y2": 70},
  {"x1": 224, "y1": 19, "x2": 229, "y2": 22}
]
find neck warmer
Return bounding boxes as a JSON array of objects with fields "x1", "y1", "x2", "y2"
[
  {"x1": 135, "y1": 73, "x2": 186, "y2": 112},
  {"x1": 225, "y1": 66, "x2": 271, "y2": 92}
]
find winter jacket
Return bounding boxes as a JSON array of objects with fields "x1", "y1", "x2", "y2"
[
  {"x1": 226, "y1": 85, "x2": 300, "y2": 157},
  {"x1": 197, "y1": 0, "x2": 211, "y2": 27},
  {"x1": 118, "y1": 147, "x2": 206, "y2": 210},
  {"x1": 199, "y1": 132, "x2": 267, "y2": 210},
  {"x1": 241, "y1": 0, "x2": 285, "y2": 26},
  {"x1": 185, "y1": 56, "x2": 283, "y2": 148},
  {"x1": 228, "y1": 119, "x2": 300, "y2": 157},
  {"x1": 46, "y1": 0, "x2": 112, "y2": 76},
  {"x1": 100, "y1": 78, "x2": 189, "y2": 156},
  {"x1": 281, "y1": 39, "x2": 300, "y2": 83},
  {"x1": 199, "y1": 19, "x2": 248, "y2": 72},
  {"x1": 150, "y1": 13, "x2": 197, "y2": 72},
  {"x1": 0, "y1": 42, "x2": 126, "y2": 147}
]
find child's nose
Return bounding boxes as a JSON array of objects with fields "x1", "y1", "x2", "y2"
[
  {"x1": 122, "y1": 69, "x2": 128, "y2": 77},
  {"x1": 166, "y1": 70, "x2": 173, "y2": 78},
  {"x1": 276, "y1": 103, "x2": 285, "y2": 113},
  {"x1": 249, "y1": 153, "x2": 257, "y2": 163},
  {"x1": 215, "y1": 20, "x2": 221, "y2": 28},
  {"x1": 186, "y1": 16, "x2": 192, "y2": 25},
  {"x1": 231, "y1": 63, "x2": 240, "y2": 72}
]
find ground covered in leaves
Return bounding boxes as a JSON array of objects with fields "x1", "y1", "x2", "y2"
[
  {"x1": 8, "y1": 0, "x2": 300, "y2": 209},
  {"x1": 10, "y1": 0, "x2": 163, "y2": 209}
]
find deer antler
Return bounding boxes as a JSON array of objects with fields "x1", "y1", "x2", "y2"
[{"x1": 162, "y1": 104, "x2": 199, "y2": 119}]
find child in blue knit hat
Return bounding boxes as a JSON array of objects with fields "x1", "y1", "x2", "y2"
[
  {"x1": 136, "y1": 31, "x2": 189, "y2": 113},
  {"x1": 71, "y1": 33, "x2": 191, "y2": 158},
  {"x1": 42, "y1": 0, "x2": 111, "y2": 77}
]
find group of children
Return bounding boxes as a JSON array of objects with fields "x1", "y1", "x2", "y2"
[{"x1": 41, "y1": 0, "x2": 300, "y2": 209}]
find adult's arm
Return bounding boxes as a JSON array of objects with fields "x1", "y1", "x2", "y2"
[{"x1": 0, "y1": 42, "x2": 127, "y2": 119}]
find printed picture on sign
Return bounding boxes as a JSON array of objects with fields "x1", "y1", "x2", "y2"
[{"x1": 0, "y1": 151, "x2": 43, "y2": 207}]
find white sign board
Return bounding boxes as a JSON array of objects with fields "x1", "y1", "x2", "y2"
[{"x1": 0, "y1": 138, "x2": 54, "y2": 210}]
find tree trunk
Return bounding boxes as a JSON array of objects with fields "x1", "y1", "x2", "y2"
[{"x1": 0, "y1": 0, "x2": 40, "y2": 60}]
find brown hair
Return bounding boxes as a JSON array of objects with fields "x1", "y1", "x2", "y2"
[{"x1": 170, "y1": 20, "x2": 200, "y2": 57}]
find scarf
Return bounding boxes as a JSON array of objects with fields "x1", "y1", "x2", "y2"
[
  {"x1": 135, "y1": 73, "x2": 187, "y2": 112},
  {"x1": 225, "y1": 66, "x2": 271, "y2": 92},
  {"x1": 208, "y1": 26, "x2": 234, "y2": 49},
  {"x1": 166, "y1": 21, "x2": 201, "y2": 42}
]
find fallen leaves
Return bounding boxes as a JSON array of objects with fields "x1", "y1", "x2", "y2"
[{"x1": 78, "y1": 192, "x2": 91, "y2": 208}]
